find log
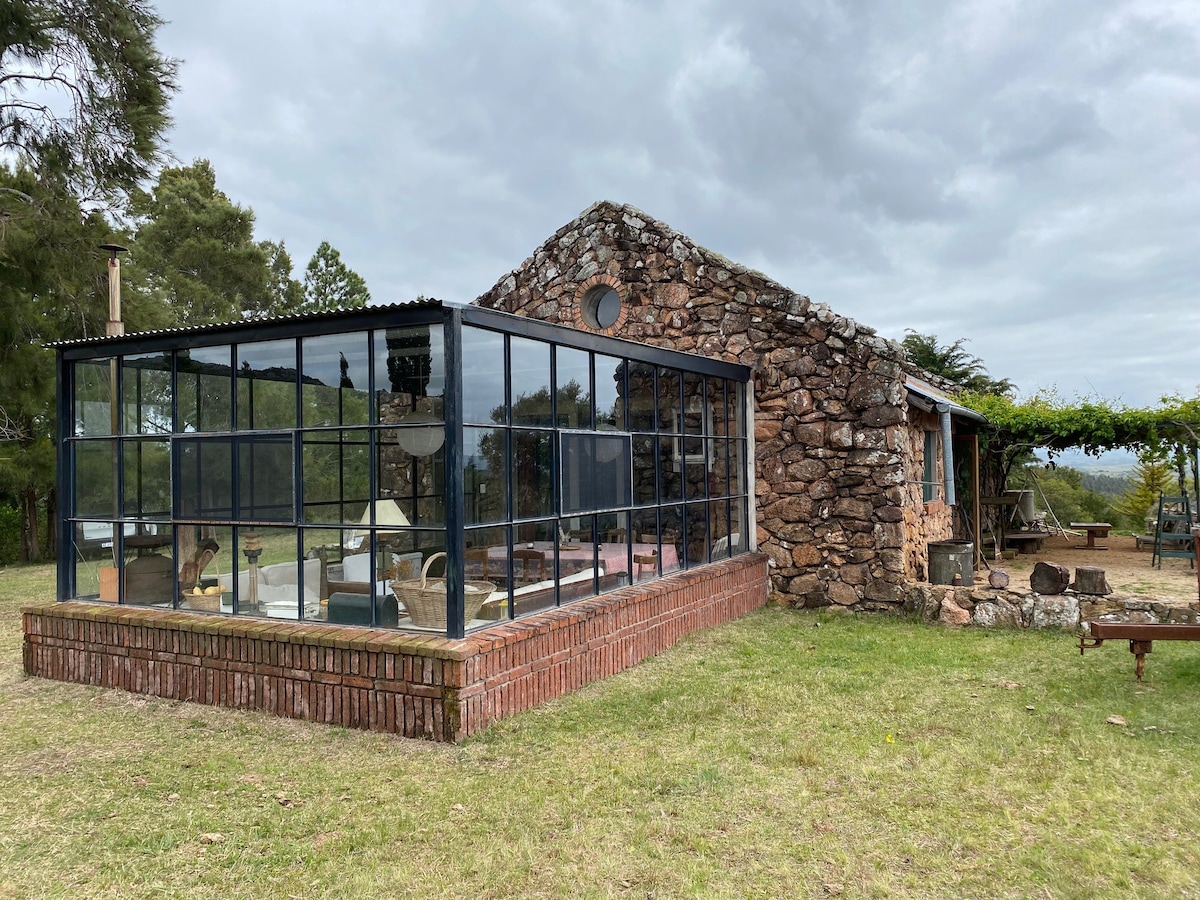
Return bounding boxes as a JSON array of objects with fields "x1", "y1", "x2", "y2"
[
  {"x1": 988, "y1": 569, "x2": 1010, "y2": 590},
  {"x1": 1030, "y1": 561, "x2": 1071, "y2": 595},
  {"x1": 1071, "y1": 566, "x2": 1112, "y2": 596}
]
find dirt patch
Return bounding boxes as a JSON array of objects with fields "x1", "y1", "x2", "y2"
[{"x1": 993, "y1": 532, "x2": 1198, "y2": 601}]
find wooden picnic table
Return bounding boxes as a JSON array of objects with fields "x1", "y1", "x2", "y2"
[{"x1": 1070, "y1": 522, "x2": 1111, "y2": 550}]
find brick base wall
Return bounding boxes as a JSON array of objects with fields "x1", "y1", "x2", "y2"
[{"x1": 23, "y1": 555, "x2": 768, "y2": 741}]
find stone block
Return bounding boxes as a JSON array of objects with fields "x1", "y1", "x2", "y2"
[
  {"x1": 828, "y1": 581, "x2": 859, "y2": 606},
  {"x1": 938, "y1": 597, "x2": 972, "y2": 626},
  {"x1": 1031, "y1": 596, "x2": 1080, "y2": 629}
]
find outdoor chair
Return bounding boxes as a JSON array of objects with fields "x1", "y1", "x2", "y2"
[{"x1": 511, "y1": 547, "x2": 547, "y2": 584}]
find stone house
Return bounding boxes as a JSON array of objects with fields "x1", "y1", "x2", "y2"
[{"x1": 475, "y1": 201, "x2": 985, "y2": 609}]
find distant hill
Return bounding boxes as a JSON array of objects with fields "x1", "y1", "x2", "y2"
[{"x1": 1080, "y1": 472, "x2": 1130, "y2": 499}]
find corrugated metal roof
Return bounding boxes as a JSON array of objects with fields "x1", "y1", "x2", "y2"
[
  {"x1": 905, "y1": 374, "x2": 988, "y2": 422},
  {"x1": 48, "y1": 297, "x2": 446, "y2": 349}
]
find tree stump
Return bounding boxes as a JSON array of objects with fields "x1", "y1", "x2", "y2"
[
  {"x1": 1071, "y1": 566, "x2": 1112, "y2": 596},
  {"x1": 988, "y1": 569, "x2": 1010, "y2": 590},
  {"x1": 1030, "y1": 561, "x2": 1071, "y2": 595}
]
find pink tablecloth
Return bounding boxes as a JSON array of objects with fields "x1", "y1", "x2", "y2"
[{"x1": 487, "y1": 541, "x2": 680, "y2": 577}]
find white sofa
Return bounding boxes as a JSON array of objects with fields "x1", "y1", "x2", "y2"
[{"x1": 219, "y1": 557, "x2": 321, "y2": 617}]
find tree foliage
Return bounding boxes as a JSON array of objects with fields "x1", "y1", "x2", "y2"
[
  {"x1": 901, "y1": 331, "x2": 1014, "y2": 396},
  {"x1": 0, "y1": 0, "x2": 177, "y2": 200},
  {"x1": 127, "y1": 160, "x2": 273, "y2": 325},
  {"x1": 1111, "y1": 446, "x2": 1175, "y2": 529},
  {"x1": 302, "y1": 241, "x2": 370, "y2": 313},
  {"x1": 1008, "y1": 465, "x2": 1113, "y2": 529},
  {"x1": 260, "y1": 239, "x2": 304, "y2": 316}
]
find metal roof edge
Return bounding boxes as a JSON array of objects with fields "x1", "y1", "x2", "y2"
[{"x1": 905, "y1": 374, "x2": 988, "y2": 423}]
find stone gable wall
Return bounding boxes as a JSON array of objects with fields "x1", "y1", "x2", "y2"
[{"x1": 476, "y1": 201, "x2": 950, "y2": 609}]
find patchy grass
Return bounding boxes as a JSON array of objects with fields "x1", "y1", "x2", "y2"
[{"x1": 2, "y1": 563, "x2": 1200, "y2": 898}]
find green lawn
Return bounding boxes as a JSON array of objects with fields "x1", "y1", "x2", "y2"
[{"x1": 2, "y1": 562, "x2": 1199, "y2": 899}]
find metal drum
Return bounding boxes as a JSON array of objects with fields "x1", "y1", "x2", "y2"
[{"x1": 928, "y1": 540, "x2": 974, "y2": 586}]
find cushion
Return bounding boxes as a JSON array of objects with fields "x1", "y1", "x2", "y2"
[
  {"x1": 260, "y1": 557, "x2": 320, "y2": 587},
  {"x1": 340, "y1": 552, "x2": 374, "y2": 583}
]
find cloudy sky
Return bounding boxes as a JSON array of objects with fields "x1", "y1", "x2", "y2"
[{"x1": 154, "y1": 0, "x2": 1198, "y2": 412}]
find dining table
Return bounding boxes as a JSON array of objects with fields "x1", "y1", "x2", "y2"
[{"x1": 486, "y1": 540, "x2": 680, "y2": 578}]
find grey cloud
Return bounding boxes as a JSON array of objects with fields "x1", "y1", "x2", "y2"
[{"x1": 153, "y1": 0, "x2": 1199, "y2": 407}]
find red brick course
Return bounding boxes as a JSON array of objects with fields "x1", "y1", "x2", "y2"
[{"x1": 23, "y1": 555, "x2": 767, "y2": 741}]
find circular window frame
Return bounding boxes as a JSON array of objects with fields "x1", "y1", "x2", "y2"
[{"x1": 573, "y1": 274, "x2": 629, "y2": 335}]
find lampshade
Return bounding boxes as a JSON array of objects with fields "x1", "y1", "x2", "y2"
[
  {"x1": 355, "y1": 498, "x2": 411, "y2": 538},
  {"x1": 395, "y1": 411, "x2": 445, "y2": 456}
]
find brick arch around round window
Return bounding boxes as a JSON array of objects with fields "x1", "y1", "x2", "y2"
[{"x1": 571, "y1": 274, "x2": 630, "y2": 336}]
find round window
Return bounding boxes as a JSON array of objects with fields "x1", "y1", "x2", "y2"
[{"x1": 582, "y1": 285, "x2": 621, "y2": 330}]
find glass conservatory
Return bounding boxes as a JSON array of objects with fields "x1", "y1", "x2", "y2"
[{"x1": 58, "y1": 302, "x2": 751, "y2": 639}]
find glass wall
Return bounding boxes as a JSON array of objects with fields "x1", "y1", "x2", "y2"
[
  {"x1": 61, "y1": 306, "x2": 749, "y2": 638},
  {"x1": 461, "y1": 324, "x2": 750, "y2": 626}
]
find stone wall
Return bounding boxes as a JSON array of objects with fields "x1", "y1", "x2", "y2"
[
  {"x1": 476, "y1": 201, "x2": 953, "y2": 610},
  {"x1": 901, "y1": 581, "x2": 1199, "y2": 629}
]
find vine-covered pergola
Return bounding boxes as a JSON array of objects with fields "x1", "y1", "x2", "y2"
[{"x1": 963, "y1": 393, "x2": 1200, "y2": 500}]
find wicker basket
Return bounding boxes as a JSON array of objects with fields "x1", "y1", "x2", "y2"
[
  {"x1": 392, "y1": 552, "x2": 495, "y2": 629},
  {"x1": 183, "y1": 588, "x2": 225, "y2": 612}
]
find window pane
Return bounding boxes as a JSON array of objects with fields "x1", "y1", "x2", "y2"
[
  {"x1": 177, "y1": 523, "x2": 232, "y2": 604},
  {"x1": 227, "y1": 527, "x2": 312, "y2": 620},
  {"x1": 510, "y1": 337, "x2": 552, "y2": 427},
  {"x1": 729, "y1": 439, "x2": 747, "y2": 498},
  {"x1": 303, "y1": 332, "x2": 370, "y2": 427},
  {"x1": 660, "y1": 505, "x2": 683, "y2": 575},
  {"x1": 632, "y1": 435, "x2": 657, "y2": 506},
  {"x1": 177, "y1": 437, "x2": 233, "y2": 520},
  {"x1": 657, "y1": 368, "x2": 681, "y2": 432},
  {"x1": 730, "y1": 381, "x2": 746, "y2": 438},
  {"x1": 378, "y1": 428, "x2": 445, "y2": 528},
  {"x1": 631, "y1": 508, "x2": 658, "y2": 547},
  {"x1": 709, "y1": 379, "x2": 729, "y2": 438},
  {"x1": 461, "y1": 327, "x2": 506, "y2": 425},
  {"x1": 627, "y1": 363, "x2": 655, "y2": 432},
  {"x1": 512, "y1": 429, "x2": 553, "y2": 519},
  {"x1": 555, "y1": 347, "x2": 591, "y2": 429},
  {"x1": 374, "y1": 324, "x2": 444, "y2": 426},
  {"x1": 464, "y1": 427, "x2": 507, "y2": 525},
  {"x1": 239, "y1": 436, "x2": 294, "y2": 520},
  {"x1": 74, "y1": 358, "x2": 113, "y2": 436},
  {"x1": 469, "y1": 525, "x2": 510, "y2": 622},
  {"x1": 301, "y1": 429, "x2": 369, "y2": 519},
  {"x1": 685, "y1": 501, "x2": 710, "y2": 567},
  {"x1": 731, "y1": 499, "x2": 748, "y2": 554},
  {"x1": 708, "y1": 437, "x2": 729, "y2": 498},
  {"x1": 236, "y1": 339, "x2": 297, "y2": 430},
  {"x1": 177, "y1": 345, "x2": 232, "y2": 433},
  {"x1": 123, "y1": 439, "x2": 170, "y2": 519},
  {"x1": 658, "y1": 436, "x2": 684, "y2": 503},
  {"x1": 595, "y1": 355, "x2": 625, "y2": 429},
  {"x1": 682, "y1": 373, "x2": 704, "y2": 434},
  {"x1": 122, "y1": 353, "x2": 172, "y2": 435},
  {"x1": 560, "y1": 433, "x2": 631, "y2": 514},
  {"x1": 75, "y1": 440, "x2": 116, "y2": 517},
  {"x1": 596, "y1": 511, "x2": 628, "y2": 594},
  {"x1": 709, "y1": 500, "x2": 731, "y2": 561}
]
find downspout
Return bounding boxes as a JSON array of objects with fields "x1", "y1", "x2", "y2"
[{"x1": 936, "y1": 403, "x2": 956, "y2": 506}]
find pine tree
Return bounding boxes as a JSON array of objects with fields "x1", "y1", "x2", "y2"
[
  {"x1": 1112, "y1": 447, "x2": 1174, "y2": 530},
  {"x1": 302, "y1": 241, "x2": 370, "y2": 313}
]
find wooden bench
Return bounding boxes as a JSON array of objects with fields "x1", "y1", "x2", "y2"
[
  {"x1": 1079, "y1": 622, "x2": 1200, "y2": 680},
  {"x1": 1003, "y1": 532, "x2": 1046, "y2": 555}
]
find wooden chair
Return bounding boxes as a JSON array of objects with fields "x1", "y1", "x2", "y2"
[
  {"x1": 633, "y1": 551, "x2": 658, "y2": 581},
  {"x1": 511, "y1": 548, "x2": 547, "y2": 584},
  {"x1": 465, "y1": 547, "x2": 491, "y2": 580}
]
